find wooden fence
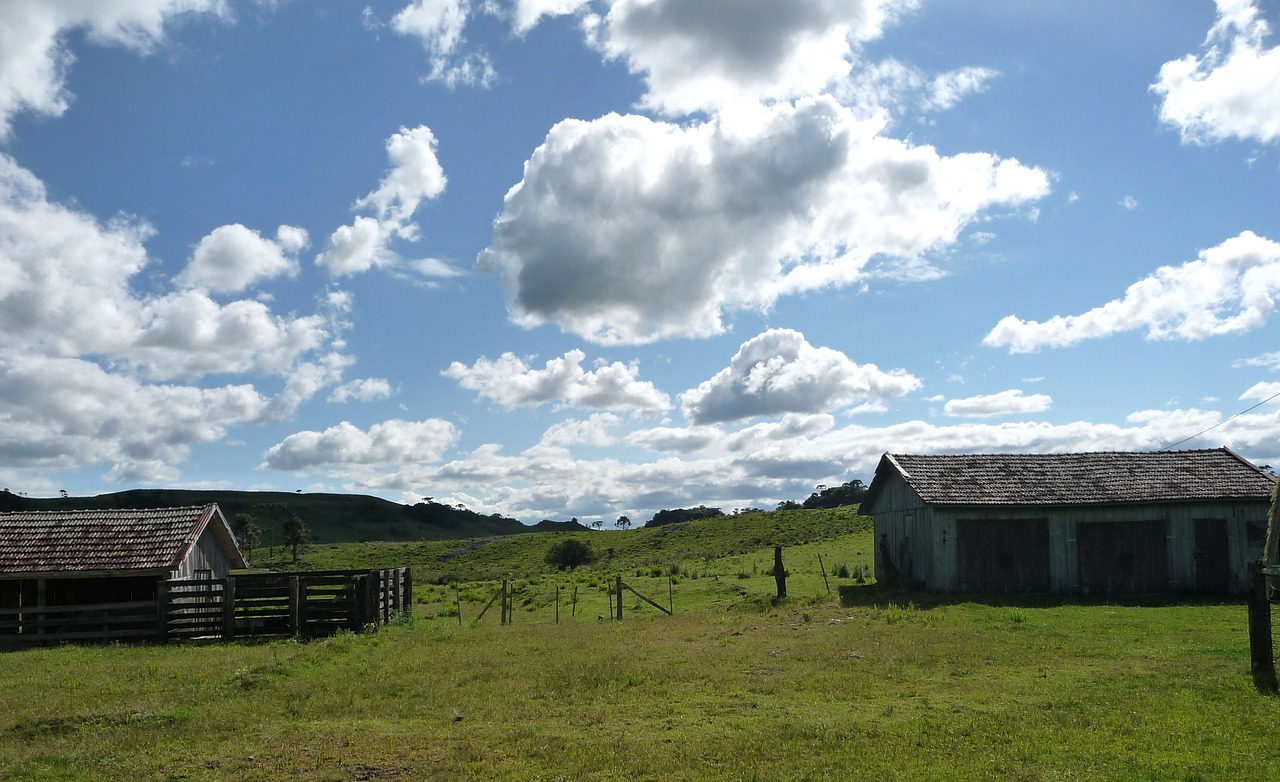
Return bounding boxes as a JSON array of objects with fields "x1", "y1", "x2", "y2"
[{"x1": 0, "y1": 568, "x2": 410, "y2": 650}]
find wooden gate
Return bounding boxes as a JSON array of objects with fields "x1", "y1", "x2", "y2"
[
  {"x1": 956, "y1": 518, "x2": 1051, "y2": 593},
  {"x1": 1193, "y1": 518, "x2": 1231, "y2": 593},
  {"x1": 1077, "y1": 520, "x2": 1168, "y2": 595}
]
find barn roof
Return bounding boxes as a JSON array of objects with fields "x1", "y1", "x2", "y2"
[
  {"x1": 0, "y1": 504, "x2": 245, "y2": 576},
  {"x1": 862, "y1": 447, "x2": 1277, "y2": 511}
]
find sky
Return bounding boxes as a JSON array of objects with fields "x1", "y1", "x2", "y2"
[{"x1": 2, "y1": 0, "x2": 1280, "y2": 525}]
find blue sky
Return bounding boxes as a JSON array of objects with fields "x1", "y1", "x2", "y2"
[{"x1": 2, "y1": 0, "x2": 1280, "y2": 524}]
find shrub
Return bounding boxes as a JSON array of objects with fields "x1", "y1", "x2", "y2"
[
  {"x1": 545, "y1": 538, "x2": 594, "y2": 570},
  {"x1": 832, "y1": 562, "x2": 851, "y2": 579}
]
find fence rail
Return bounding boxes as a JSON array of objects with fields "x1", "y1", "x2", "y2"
[{"x1": 0, "y1": 568, "x2": 410, "y2": 650}]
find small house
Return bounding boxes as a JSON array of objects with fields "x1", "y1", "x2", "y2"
[
  {"x1": 0, "y1": 504, "x2": 245, "y2": 644},
  {"x1": 861, "y1": 448, "x2": 1276, "y2": 595}
]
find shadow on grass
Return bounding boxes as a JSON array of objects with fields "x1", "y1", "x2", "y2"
[{"x1": 837, "y1": 583, "x2": 1247, "y2": 611}]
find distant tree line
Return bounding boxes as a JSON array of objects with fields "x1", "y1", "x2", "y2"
[
  {"x1": 641, "y1": 480, "x2": 868, "y2": 529},
  {"x1": 647, "y1": 506, "x2": 726, "y2": 527},
  {"x1": 776, "y1": 480, "x2": 868, "y2": 511}
]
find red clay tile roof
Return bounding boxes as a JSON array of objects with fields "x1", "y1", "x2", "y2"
[
  {"x1": 0, "y1": 505, "x2": 235, "y2": 575},
  {"x1": 869, "y1": 447, "x2": 1276, "y2": 508}
]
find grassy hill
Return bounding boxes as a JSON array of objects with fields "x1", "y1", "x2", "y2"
[
  {"x1": 0, "y1": 488, "x2": 536, "y2": 544},
  {"x1": 259, "y1": 506, "x2": 870, "y2": 582}
]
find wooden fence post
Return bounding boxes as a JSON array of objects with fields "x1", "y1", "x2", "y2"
[
  {"x1": 403, "y1": 567, "x2": 413, "y2": 616},
  {"x1": 366, "y1": 570, "x2": 379, "y2": 628},
  {"x1": 774, "y1": 546, "x2": 787, "y2": 599},
  {"x1": 156, "y1": 579, "x2": 169, "y2": 644},
  {"x1": 572, "y1": 585, "x2": 578, "y2": 618},
  {"x1": 289, "y1": 576, "x2": 303, "y2": 638},
  {"x1": 222, "y1": 576, "x2": 236, "y2": 641},
  {"x1": 1249, "y1": 562, "x2": 1277, "y2": 694},
  {"x1": 455, "y1": 583, "x2": 462, "y2": 625},
  {"x1": 818, "y1": 553, "x2": 830, "y2": 595},
  {"x1": 501, "y1": 579, "x2": 509, "y2": 625},
  {"x1": 555, "y1": 585, "x2": 560, "y2": 624},
  {"x1": 616, "y1": 575, "x2": 623, "y2": 621}
]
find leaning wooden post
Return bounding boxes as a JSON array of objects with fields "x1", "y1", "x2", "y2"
[
  {"x1": 1249, "y1": 561, "x2": 1277, "y2": 693},
  {"x1": 572, "y1": 585, "x2": 578, "y2": 618},
  {"x1": 222, "y1": 576, "x2": 237, "y2": 641},
  {"x1": 774, "y1": 546, "x2": 787, "y2": 599},
  {"x1": 616, "y1": 575, "x2": 624, "y2": 621},
  {"x1": 818, "y1": 553, "x2": 830, "y2": 595}
]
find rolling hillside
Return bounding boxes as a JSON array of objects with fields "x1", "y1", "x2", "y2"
[{"x1": 0, "y1": 488, "x2": 543, "y2": 544}]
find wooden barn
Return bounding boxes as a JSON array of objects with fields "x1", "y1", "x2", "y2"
[
  {"x1": 861, "y1": 448, "x2": 1276, "y2": 595},
  {"x1": 0, "y1": 504, "x2": 245, "y2": 644}
]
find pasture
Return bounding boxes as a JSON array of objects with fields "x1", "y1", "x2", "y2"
[{"x1": 2, "y1": 509, "x2": 1279, "y2": 780}]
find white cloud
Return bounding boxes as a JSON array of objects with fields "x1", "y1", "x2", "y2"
[
  {"x1": 539, "y1": 413, "x2": 621, "y2": 448},
  {"x1": 1241, "y1": 381, "x2": 1280, "y2": 402},
  {"x1": 943, "y1": 389, "x2": 1052, "y2": 418},
  {"x1": 479, "y1": 97, "x2": 1049, "y2": 344},
  {"x1": 835, "y1": 60, "x2": 997, "y2": 123},
  {"x1": 1236, "y1": 350, "x2": 1280, "y2": 370},
  {"x1": 924, "y1": 66, "x2": 998, "y2": 111},
  {"x1": 391, "y1": 0, "x2": 496, "y2": 87},
  {"x1": 328, "y1": 378, "x2": 395, "y2": 404},
  {"x1": 0, "y1": 349, "x2": 271, "y2": 485},
  {"x1": 177, "y1": 223, "x2": 306, "y2": 293},
  {"x1": 0, "y1": 153, "x2": 333, "y2": 382},
  {"x1": 512, "y1": 0, "x2": 591, "y2": 32},
  {"x1": 1152, "y1": 0, "x2": 1280, "y2": 145},
  {"x1": 261, "y1": 418, "x2": 459, "y2": 470},
  {"x1": 317, "y1": 126, "x2": 448, "y2": 278},
  {"x1": 1119, "y1": 195, "x2": 1139, "y2": 211},
  {"x1": 625, "y1": 425, "x2": 722, "y2": 454},
  {"x1": 985, "y1": 231, "x2": 1280, "y2": 352},
  {"x1": 443, "y1": 349, "x2": 671, "y2": 412},
  {"x1": 354, "y1": 125, "x2": 448, "y2": 229},
  {"x1": 0, "y1": 0, "x2": 229, "y2": 138},
  {"x1": 585, "y1": 0, "x2": 918, "y2": 116},
  {"x1": 316, "y1": 216, "x2": 393, "y2": 277},
  {"x1": 680, "y1": 329, "x2": 921, "y2": 425},
  {"x1": 0, "y1": 150, "x2": 357, "y2": 485}
]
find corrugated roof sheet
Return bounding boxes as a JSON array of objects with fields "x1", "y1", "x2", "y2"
[
  {"x1": 878, "y1": 448, "x2": 1276, "y2": 507},
  {"x1": 0, "y1": 505, "x2": 216, "y2": 574}
]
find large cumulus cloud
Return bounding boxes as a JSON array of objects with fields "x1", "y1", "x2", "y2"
[
  {"x1": 479, "y1": 97, "x2": 1048, "y2": 344},
  {"x1": 586, "y1": 0, "x2": 917, "y2": 116},
  {"x1": 1152, "y1": 0, "x2": 1280, "y2": 145}
]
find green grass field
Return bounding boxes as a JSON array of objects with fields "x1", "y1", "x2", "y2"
[{"x1": 3, "y1": 509, "x2": 1280, "y2": 780}]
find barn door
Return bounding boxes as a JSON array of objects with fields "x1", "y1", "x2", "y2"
[
  {"x1": 1077, "y1": 520, "x2": 1168, "y2": 594},
  {"x1": 1193, "y1": 518, "x2": 1231, "y2": 593},
  {"x1": 957, "y1": 519, "x2": 1051, "y2": 593}
]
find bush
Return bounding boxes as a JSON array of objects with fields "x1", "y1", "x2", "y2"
[{"x1": 544, "y1": 538, "x2": 594, "y2": 570}]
